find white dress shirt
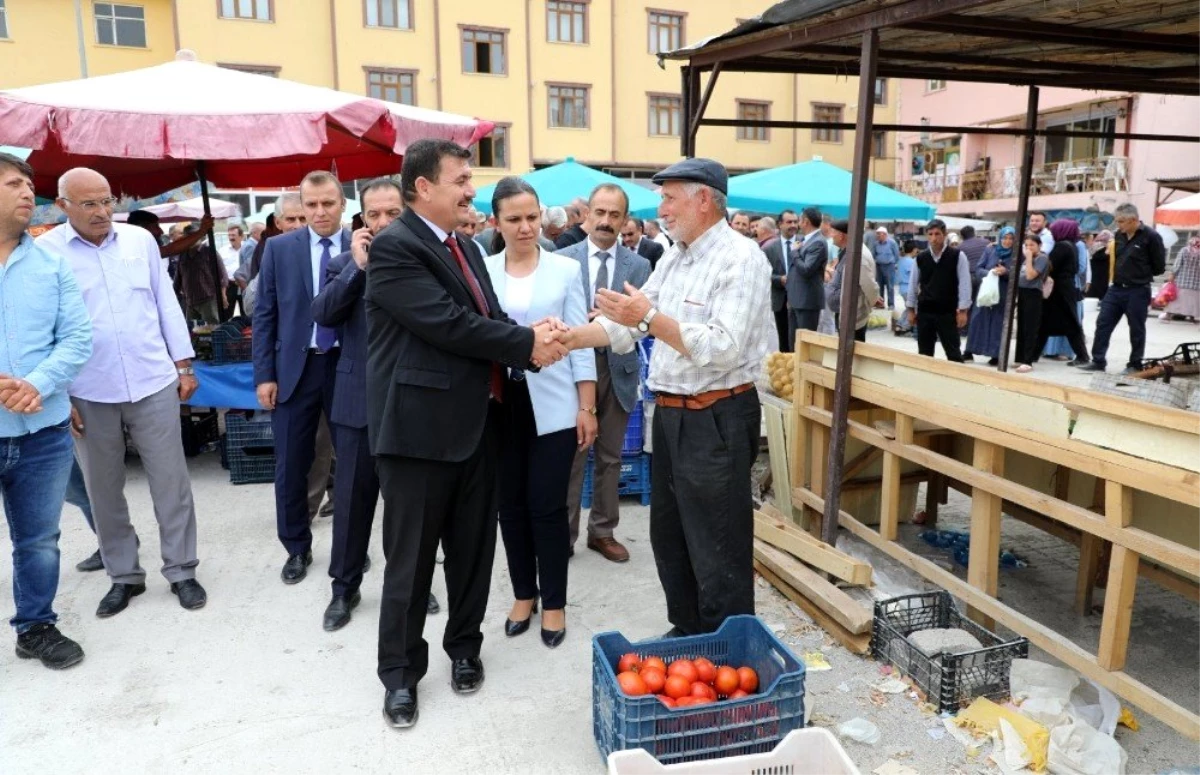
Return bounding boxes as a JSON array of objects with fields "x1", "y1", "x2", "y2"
[
  {"x1": 586, "y1": 238, "x2": 617, "y2": 306},
  {"x1": 780, "y1": 234, "x2": 799, "y2": 272}
]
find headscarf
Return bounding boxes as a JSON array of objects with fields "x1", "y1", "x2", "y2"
[
  {"x1": 993, "y1": 226, "x2": 1016, "y2": 262},
  {"x1": 1048, "y1": 218, "x2": 1080, "y2": 244},
  {"x1": 1093, "y1": 230, "x2": 1113, "y2": 249}
]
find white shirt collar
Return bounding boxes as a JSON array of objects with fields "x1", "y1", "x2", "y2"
[
  {"x1": 587, "y1": 237, "x2": 616, "y2": 259},
  {"x1": 62, "y1": 220, "x2": 118, "y2": 248},
  {"x1": 416, "y1": 212, "x2": 450, "y2": 244},
  {"x1": 308, "y1": 226, "x2": 339, "y2": 248}
]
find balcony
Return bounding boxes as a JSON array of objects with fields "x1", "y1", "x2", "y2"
[{"x1": 899, "y1": 156, "x2": 1130, "y2": 205}]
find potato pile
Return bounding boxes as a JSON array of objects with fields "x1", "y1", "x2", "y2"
[{"x1": 765, "y1": 352, "x2": 796, "y2": 400}]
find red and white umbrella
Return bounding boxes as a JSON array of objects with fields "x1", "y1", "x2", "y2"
[{"x1": 111, "y1": 196, "x2": 242, "y2": 223}]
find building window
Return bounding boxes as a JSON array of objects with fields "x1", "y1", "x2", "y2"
[
  {"x1": 0, "y1": 0, "x2": 9, "y2": 40},
  {"x1": 219, "y1": 0, "x2": 272, "y2": 21},
  {"x1": 95, "y1": 3, "x2": 147, "y2": 47},
  {"x1": 218, "y1": 63, "x2": 280, "y2": 77},
  {"x1": 874, "y1": 78, "x2": 887, "y2": 106},
  {"x1": 366, "y1": 68, "x2": 416, "y2": 104},
  {"x1": 364, "y1": 0, "x2": 411, "y2": 30},
  {"x1": 462, "y1": 27, "x2": 507, "y2": 75},
  {"x1": 737, "y1": 101, "x2": 770, "y2": 142},
  {"x1": 548, "y1": 84, "x2": 589, "y2": 129},
  {"x1": 812, "y1": 103, "x2": 843, "y2": 144},
  {"x1": 471, "y1": 125, "x2": 509, "y2": 168},
  {"x1": 872, "y1": 131, "x2": 888, "y2": 158},
  {"x1": 926, "y1": 79, "x2": 947, "y2": 92},
  {"x1": 547, "y1": 1, "x2": 586, "y2": 43},
  {"x1": 648, "y1": 11, "x2": 683, "y2": 54},
  {"x1": 1045, "y1": 115, "x2": 1117, "y2": 164},
  {"x1": 647, "y1": 94, "x2": 681, "y2": 137}
]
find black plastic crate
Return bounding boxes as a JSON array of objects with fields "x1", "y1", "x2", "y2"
[
  {"x1": 871, "y1": 591, "x2": 1029, "y2": 714},
  {"x1": 224, "y1": 412, "x2": 275, "y2": 485},
  {"x1": 211, "y1": 319, "x2": 253, "y2": 364},
  {"x1": 180, "y1": 409, "x2": 219, "y2": 457}
]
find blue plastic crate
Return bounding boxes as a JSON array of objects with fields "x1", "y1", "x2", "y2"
[
  {"x1": 592, "y1": 616, "x2": 806, "y2": 766},
  {"x1": 224, "y1": 412, "x2": 275, "y2": 485},
  {"x1": 582, "y1": 452, "x2": 650, "y2": 508},
  {"x1": 211, "y1": 320, "x2": 253, "y2": 364},
  {"x1": 623, "y1": 402, "x2": 644, "y2": 455}
]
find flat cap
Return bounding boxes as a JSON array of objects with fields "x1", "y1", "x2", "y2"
[
  {"x1": 651, "y1": 157, "x2": 728, "y2": 195},
  {"x1": 830, "y1": 219, "x2": 850, "y2": 234}
]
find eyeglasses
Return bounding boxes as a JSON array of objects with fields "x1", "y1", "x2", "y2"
[{"x1": 62, "y1": 197, "x2": 118, "y2": 212}]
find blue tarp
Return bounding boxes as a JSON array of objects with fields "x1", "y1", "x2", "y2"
[
  {"x1": 186, "y1": 362, "x2": 259, "y2": 410},
  {"x1": 472, "y1": 158, "x2": 661, "y2": 217},
  {"x1": 726, "y1": 160, "x2": 936, "y2": 221}
]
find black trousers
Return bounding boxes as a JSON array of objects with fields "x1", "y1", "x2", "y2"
[
  {"x1": 376, "y1": 405, "x2": 499, "y2": 691},
  {"x1": 329, "y1": 423, "x2": 377, "y2": 597},
  {"x1": 272, "y1": 351, "x2": 338, "y2": 556},
  {"x1": 916, "y1": 310, "x2": 963, "y2": 362},
  {"x1": 773, "y1": 308, "x2": 792, "y2": 352},
  {"x1": 1015, "y1": 288, "x2": 1044, "y2": 365},
  {"x1": 497, "y1": 378, "x2": 576, "y2": 610},
  {"x1": 650, "y1": 388, "x2": 760, "y2": 635},
  {"x1": 1091, "y1": 284, "x2": 1151, "y2": 369}
]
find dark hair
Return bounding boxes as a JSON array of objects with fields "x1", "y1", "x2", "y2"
[
  {"x1": 265, "y1": 213, "x2": 276, "y2": 230},
  {"x1": 360, "y1": 176, "x2": 402, "y2": 202},
  {"x1": 127, "y1": 210, "x2": 160, "y2": 227},
  {"x1": 778, "y1": 208, "x2": 796, "y2": 221},
  {"x1": 902, "y1": 240, "x2": 917, "y2": 254},
  {"x1": 588, "y1": 183, "x2": 629, "y2": 218},
  {"x1": 1023, "y1": 232, "x2": 1042, "y2": 246},
  {"x1": 228, "y1": 224, "x2": 244, "y2": 237},
  {"x1": 926, "y1": 218, "x2": 947, "y2": 234},
  {"x1": 489, "y1": 176, "x2": 540, "y2": 254},
  {"x1": 400, "y1": 139, "x2": 471, "y2": 204},
  {"x1": 960, "y1": 225, "x2": 975, "y2": 239},
  {"x1": 300, "y1": 170, "x2": 343, "y2": 196},
  {"x1": 800, "y1": 206, "x2": 822, "y2": 228},
  {"x1": 627, "y1": 217, "x2": 644, "y2": 231},
  {"x1": 0, "y1": 152, "x2": 34, "y2": 181},
  {"x1": 1028, "y1": 210, "x2": 1048, "y2": 222}
]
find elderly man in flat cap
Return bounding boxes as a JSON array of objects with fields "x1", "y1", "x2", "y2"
[{"x1": 550, "y1": 158, "x2": 775, "y2": 636}]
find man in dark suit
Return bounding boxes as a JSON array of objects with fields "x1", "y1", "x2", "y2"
[
  {"x1": 253, "y1": 171, "x2": 351, "y2": 584},
  {"x1": 311, "y1": 178, "x2": 440, "y2": 632},
  {"x1": 763, "y1": 209, "x2": 801, "y2": 351},
  {"x1": 621, "y1": 217, "x2": 664, "y2": 269},
  {"x1": 366, "y1": 139, "x2": 568, "y2": 729},
  {"x1": 554, "y1": 199, "x2": 590, "y2": 249},
  {"x1": 787, "y1": 206, "x2": 828, "y2": 342}
]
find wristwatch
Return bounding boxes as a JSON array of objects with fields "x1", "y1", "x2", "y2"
[
  {"x1": 177, "y1": 367, "x2": 195, "y2": 376},
  {"x1": 636, "y1": 307, "x2": 658, "y2": 333}
]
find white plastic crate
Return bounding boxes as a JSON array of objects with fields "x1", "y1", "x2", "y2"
[{"x1": 605, "y1": 728, "x2": 861, "y2": 775}]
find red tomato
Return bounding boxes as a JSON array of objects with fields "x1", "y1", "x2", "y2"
[
  {"x1": 674, "y1": 696, "x2": 696, "y2": 708},
  {"x1": 737, "y1": 667, "x2": 759, "y2": 693},
  {"x1": 664, "y1": 675, "x2": 692, "y2": 700},
  {"x1": 693, "y1": 657, "x2": 717, "y2": 684},
  {"x1": 657, "y1": 694, "x2": 676, "y2": 708},
  {"x1": 640, "y1": 668, "x2": 666, "y2": 695},
  {"x1": 690, "y1": 681, "x2": 711, "y2": 699},
  {"x1": 617, "y1": 653, "x2": 641, "y2": 674},
  {"x1": 641, "y1": 656, "x2": 667, "y2": 673},
  {"x1": 714, "y1": 666, "x2": 739, "y2": 696},
  {"x1": 617, "y1": 671, "x2": 647, "y2": 696},
  {"x1": 667, "y1": 659, "x2": 699, "y2": 683},
  {"x1": 729, "y1": 689, "x2": 750, "y2": 699}
]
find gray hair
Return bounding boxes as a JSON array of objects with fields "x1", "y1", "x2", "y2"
[
  {"x1": 277, "y1": 192, "x2": 303, "y2": 211},
  {"x1": 546, "y1": 206, "x2": 568, "y2": 228},
  {"x1": 1114, "y1": 203, "x2": 1139, "y2": 220},
  {"x1": 680, "y1": 182, "x2": 727, "y2": 213},
  {"x1": 758, "y1": 216, "x2": 777, "y2": 232}
]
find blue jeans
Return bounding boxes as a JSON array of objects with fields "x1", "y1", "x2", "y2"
[
  {"x1": 1, "y1": 419, "x2": 75, "y2": 633},
  {"x1": 876, "y1": 263, "x2": 897, "y2": 308},
  {"x1": 65, "y1": 456, "x2": 95, "y2": 532},
  {"x1": 1091, "y1": 285, "x2": 1152, "y2": 368}
]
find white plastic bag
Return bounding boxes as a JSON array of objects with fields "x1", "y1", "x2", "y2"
[
  {"x1": 1047, "y1": 721, "x2": 1127, "y2": 775},
  {"x1": 837, "y1": 717, "x2": 881, "y2": 745},
  {"x1": 977, "y1": 271, "x2": 1001, "y2": 307}
]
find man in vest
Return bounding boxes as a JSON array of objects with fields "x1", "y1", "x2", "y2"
[{"x1": 904, "y1": 219, "x2": 971, "y2": 361}]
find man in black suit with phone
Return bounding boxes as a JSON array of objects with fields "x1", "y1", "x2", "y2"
[{"x1": 365, "y1": 140, "x2": 568, "y2": 729}]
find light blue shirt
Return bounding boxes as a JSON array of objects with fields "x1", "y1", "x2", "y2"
[
  {"x1": 0, "y1": 234, "x2": 93, "y2": 437},
  {"x1": 873, "y1": 236, "x2": 901, "y2": 266}
]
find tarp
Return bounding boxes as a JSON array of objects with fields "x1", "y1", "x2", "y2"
[
  {"x1": 112, "y1": 196, "x2": 241, "y2": 222},
  {"x1": 186, "y1": 363, "x2": 258, "y2": 410},
  {"x1": 1154, "y1": 192, "x2": 1200, "y2": 229},
  {"x1": 471, "y1": 157, "x2": 662, "y2": 217},
  {"x1": 727, "y1": 160, "x2": 936, "y2": 221}
]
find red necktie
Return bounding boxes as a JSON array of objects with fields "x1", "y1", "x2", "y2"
[{"x1": 445, "y1": 236, "x2": 505, "y2": 402}]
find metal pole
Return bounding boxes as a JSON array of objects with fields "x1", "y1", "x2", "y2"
[
  {"x1": 821, "y1": 28, "x2": 879, "y2": 548},
  {"x1": 997, "y1": 86, "x2": 1039, "y2": 372},
  {"x1": 73, "y1": 0, "x2": 89, "y2": 78},
  {"x1": 196, "y1": 161, "x2": 227, "y2": 322}
]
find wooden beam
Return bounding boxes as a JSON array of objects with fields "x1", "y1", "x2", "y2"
[
  {"x1": 1077, "y1": 534, "x2": 1105, "y2": 616},
  {"x1": 880, "y1": 413, "x2": 911, "y2": 541},
  {"x1": 842, "y1": 445, "x2": 884, "y2": 483},
  {"x1": 1098, "y1": 481, "x2": 1139, "y2": 671},
  {"x1": 754, "y1": 541, "x2": 873, "y2": 634},
  {"x1": 755, "y1": 561, "x2": 871, "y2": 654},
  {"x1": 967, "y1": 440, "x2": 1006, "y2": 629},
  {"x1": 908, "y1": 14, "x2": 1199, "y2": 54},
  {"x1": 754, "y1": 511, "x2": 873, "y2": 586},
  {"x1": 809, "y1": 385, "x2": 832, "y2": 537}
]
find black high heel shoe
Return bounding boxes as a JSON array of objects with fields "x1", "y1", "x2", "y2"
[
  {"x1": 540, "y1": 626, "x2": 566, "y2": 649},
  {"x1": 504, "y1": 599, "x2": 538, "y2": 637}
]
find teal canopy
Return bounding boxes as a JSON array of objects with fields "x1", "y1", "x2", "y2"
[
  {"x1": 473, "y1": 157, "x2": 661, "y2": 217},
  {"x1": 727, "y1": 160, "x2": 935, "y2": 221}
]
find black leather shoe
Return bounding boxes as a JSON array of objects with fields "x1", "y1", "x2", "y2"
[
  {"x1": 96, "y1": 583, "x2": 146, "y2": 618},
  {"x1": 281, "y1": 551, "x2": 313, "y2": 584},
  {"x1": 15, "y1": 623, "x2": 85, "y2": 669},
  {"x1": 323, "y1": 590, "x2": 362, "y2": 632},
  {"x1": 540, "y1": 627, "x2": 566, "y2": 649},
  {"x1": 504, "y1": 599, "x2": 537, "y2": 637},
  {"x1": 450, "y1": 657, "x2": 485, "y2": 694},
  {"x1": 383, "y1": 687, "x2": 418, "y2": 729},
  {"x1": 1066, "y1": 358, "x2": 1090, "y2": 367},
  {"x1": 427, "y1": 593, "x2": 440, "y2": 614},
  {"x1": 75, "y1": 549, "x2": 104, "y2": 573},
  {"x1": 1079, "y1": 362, "x2": 1106, "y2": 372},
  {"x1": 170, "y1": 579, "x2": 207, "y2": 610}
]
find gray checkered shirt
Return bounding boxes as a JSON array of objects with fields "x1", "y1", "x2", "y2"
[{"x1": 599, "y1": 219, "x2": 775, "y2": 395}]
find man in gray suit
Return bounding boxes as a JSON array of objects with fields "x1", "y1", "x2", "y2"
[
  {"x1": 559, "y1": 184, "x2": 651, "y2": 563},
  {"x1": 762, "y1": 208, "x2": 801, "y2": 351},
  {"x1": 787, "y1": 206, "x2": 828, "y2": 341}
]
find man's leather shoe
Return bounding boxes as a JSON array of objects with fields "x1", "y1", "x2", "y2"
[
  {"x1": 588, "y1": 536, "x2": 630, "y2": 563},
  {"x1": 281, "y1": 551, "x2": 313, "y2": 584},
  {"x1": 75, "y1": 549, "x2": 104, "y2": 572},
  {"x1": 323, "y1": 590, "x2": 361, "y2": 632},
  {"x1": 96, "y1": 583, "x2": 146, "y2": 618},
  {"x1": 450, "y1": 657, "x2": 485, "y2": 694},
  {"x1": 170, "y1": 579, "x2": 207, "y2": 610},
  {"x1": 1079, "y1": 362, "x2": 1106, "y2": 372},
  {"x1": 427, "y1": 593, "x2": 440, "y2": 614},
  {"x1": 383, "y1": 688, "x2": 418, "y2": 728}
]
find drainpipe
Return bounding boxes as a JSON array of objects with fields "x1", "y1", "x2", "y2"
[
  {"x1": 524, "y1": 0, "x2": 534, "y2": 168},
  {"x1": 170, "y1": 0, "x2": 180, "y2": 51},
  {"x1": 73, "y1": 0, "x2": 89, "y2": 78},
  {"x1": 610, "y1": 0, "x2": 617, "y2": 164},
  {"x1": 433, "y1": 0, "x2": 444, "y2": 109},
  {"x1": 328, "y1": 0, "x2": 340, "y2": 90}
]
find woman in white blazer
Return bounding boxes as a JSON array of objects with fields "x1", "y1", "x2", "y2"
[{"x1": 483, "y1": 178, "x2": 597, "y2": 649}]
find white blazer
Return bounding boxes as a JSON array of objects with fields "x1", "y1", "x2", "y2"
[{"x1": 485, "y1": 248, "x2": 597, "y2": 435}]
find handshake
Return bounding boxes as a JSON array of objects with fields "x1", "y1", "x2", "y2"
[{"x1": 529, "y1": 318, "x2": 578, "y2": 369}]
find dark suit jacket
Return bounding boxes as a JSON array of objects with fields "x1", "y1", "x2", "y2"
[
  {"x1": 786, "y1": 231, "x2": 828, "y2": 311},
  {"x1": 311, "y1": 252, "x2": 368, "y2": 429},
  {"x1": 252, "y1": 227, "x2": 351, "y2": 403},
  {"x1": 762, "y1": 236, "x2": 796, "y2": 312},
  {"x1": 554, "y1": 223, "x2": 588, "y2": 250},
  {"x1": 635, "y1": 236, "x2": 664, "y2": 268},
  {"x1": 365, "y1": 208, "x2": 535, "y2": 461}
]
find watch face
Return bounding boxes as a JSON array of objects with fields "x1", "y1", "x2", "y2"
[{"x1": 637, "y1": 322, "x2": 648, "y2": 332}]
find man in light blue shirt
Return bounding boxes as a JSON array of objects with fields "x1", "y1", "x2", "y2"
[
  {"x1": 0, "y1": 152, "x2": 93, "y2": 669},
  {"x1": 872, "y1": 226, "x2": 901, "y2": 309}
]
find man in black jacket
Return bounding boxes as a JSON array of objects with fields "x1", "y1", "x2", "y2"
[
  {"x1": 1081, "y1": 203, "x2": 1166, "y2": 374},
  {"x1": 365, "y1": 140, "x2": 567, "y2": 730},
  {"x1": 621, "y1": 217, "x2": 664, "y2": 268},
  {"x1": 904, "y1": 219, "x2": 971, "y2": 361}
]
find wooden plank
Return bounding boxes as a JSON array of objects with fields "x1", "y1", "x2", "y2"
[
  {"x1": 792, "y1": 484, "x2": 1200, "y2": 741},
  {"x1": 754, "y1": 511, "x2": 873, "y2": 585},
  {"x1": 842, "y1": 445, "x2": 884, "y2": 482},
  {"x1": 754, "y1": 560, "x2": 871, "y2": 654},
  {"x1": 763, "y1": 403, "x2": 794, "y2": 521},
  {"x1": 967, "y1": 440, "x2": 1005, "y2": 629},
  {"x1": 753, "y1": 540, "x2": 873, "y2": 634},
  {"x1": 1072, "y1": 409, "x2": 1200, "y2": 473},
  {"x1": 1075, "y1": 533, "x2": 1105, "y2": 615},
  {"x1": 791, "y1": 341, "x2": 811, "y2": 495},
  {"x1": 880, "y1": 413, "x2": 912, "y2": 541},
  {"x1": 1098, "y1": 481, "x2": 1138, "y2": 671},
  {"x1": 808, "y1": 385, "x2": 832, "y2": 537}
]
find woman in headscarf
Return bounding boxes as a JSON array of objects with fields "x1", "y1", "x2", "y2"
[
  {"x1": 1087, "y1": 230, "x2": 1113, "y2": 300},
  {"x1": 965, "y1": 227, "x2": 1015, "y2": 365},
  {"x1": 1036, "y1": 218, "x2": 1090, "y2": 365},
  {"x1": 1163, "y1": 234, "x2": 1200, "y2": 323}
]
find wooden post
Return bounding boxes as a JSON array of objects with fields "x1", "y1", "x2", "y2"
[
  {"x1": 1098, "y1": 480, "x2": 1139, "y2": 670},
  {"x1": 967, "y1": 440, "x2": 1005, "y2": 628},
  {"x1": 809, "y1": 385, "x2": 832, "y2": 537},
  {"x1": 1075, "y1": 476, "x2": 1107, "y2": 615},
  {"x1": 880, "y1": 413, "x2": 913, "y2": 541}
]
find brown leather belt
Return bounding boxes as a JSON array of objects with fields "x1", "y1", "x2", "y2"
[{"x1": 655, "y1": 383, "x2": 754, "y2": 411}]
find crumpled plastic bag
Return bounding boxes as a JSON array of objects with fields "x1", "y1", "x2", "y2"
[
  {"x1": 977, "y1": 271, "x2": 1002, "y2": 307},
  {"x1": 1009, "y1": 659, "x2": 1119, "y2": 735},
  {"x1": 1047, "y1": 721, "x2": 1127, "y2": 775},
  {"x1": 957, "y1": 697, "x2": 1049, "y2": 772},
  {"x1": 837, "y1": 717, "x2": 881, "y2": 745}
]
